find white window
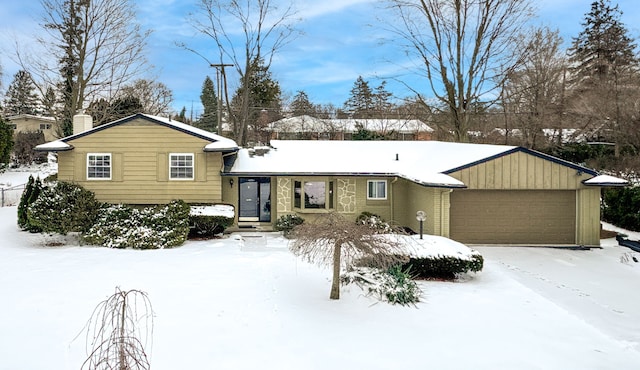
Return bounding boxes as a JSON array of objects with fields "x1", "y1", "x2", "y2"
[
  {"x1": 170, "y1": 153, "x2": 194, "y2": 180},
  {"x1": 87, "y1": 153, "x2": 111, "y2": 180},
  {"x1": 367, "y1": 180, "x2": 387, "y2": 200}
]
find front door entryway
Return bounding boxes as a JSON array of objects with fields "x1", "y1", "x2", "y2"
[{"x1": 238, "y1": 177, "x2": 271, "y2": 222}]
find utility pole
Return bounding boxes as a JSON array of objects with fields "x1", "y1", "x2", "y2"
[{"x1": 210, "y1": 63, "x2": 233, "y2": 136}]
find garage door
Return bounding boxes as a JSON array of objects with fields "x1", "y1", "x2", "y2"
[{"x1": 450, "y1": 190, "x2": 576, "y2": 244}]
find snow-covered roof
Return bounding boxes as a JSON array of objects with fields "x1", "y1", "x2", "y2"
[
  {"x1": 583, "y1": 174, "x2": 629, "y2": 187},
  {"x1": 35, "y1": 113, "x2": 239, "y2": 152},
  {"x1": 227, "y1": 140, "x2": 524, "y2": 188},
  {"x1": 7, "y1": 114, "x2": 56, "y2": 122},
  {"x1": 33, "y1": 140, "x2": 72, "y2": 151},
  {"x1": 268, "y1": 115, "x2": 434, "y2": 134}
]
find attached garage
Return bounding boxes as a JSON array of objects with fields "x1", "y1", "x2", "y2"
[{"x1": 450, "y1": 190, "x2": 576, "y2": 244}]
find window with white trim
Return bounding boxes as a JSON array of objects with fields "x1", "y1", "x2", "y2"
[
  {"x1": 87, "y1": 153, "x2": 111, "y2": 180},
  {"x1": 367, "y1": 180, "x2": 387, "y2": 200},
  {"x1": 170, "y1": 153, "x2": 194, "y2": 180}
]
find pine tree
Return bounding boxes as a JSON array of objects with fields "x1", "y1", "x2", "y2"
[
  {"x1": 4, "y1": 70, "x2": 41, "y2": 115},
  {"x1": 569, "y1": 0, "x2": 637, "y2": 82},
  {"x1": 373, "y1": 81, "x2": 393, "y2": 116},
  {"x1": 290, "y1": 90, "x2": 316, "y2": 117},
  {"x1": 42, "y1": 87, "x2": 58, "y2": 117},
  {"x1": 197, "y1": 76, "x2": 218, "y2": 132},
  {"x1": 0, "y1": 117, "x2": 14, "y2": 168},
  {"x1": 568, "y1": 0, "x2": 639, "y2": 156},
  {"x1": 343, "y1": 76, "x2": 374, "y2": 118},
  {"x1": 231, "y1": 58, "x2": 282, "y2": 143}
]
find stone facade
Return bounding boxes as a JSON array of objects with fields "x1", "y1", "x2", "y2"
[
  {"x1": 277, "y1": 177, "x2": 291, "y2": 212},
  {"x1": 337, "y1": 178, "x2": 356, "y2": 213}
]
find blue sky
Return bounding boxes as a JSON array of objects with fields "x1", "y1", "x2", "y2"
[{"x1": 2, "y1": 0, "x2": 640, "y2": 117}]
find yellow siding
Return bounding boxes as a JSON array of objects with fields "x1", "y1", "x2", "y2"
[
  {"x1": 448, "y1": 151, "x2": 592, "y2": 190},
  {"x1": 576, "y1": 188, "x2": 601, "y2": 246},
  {"x1": 447, "y1": 151, "x2": 602, "y2": 245},
  {"x1": 62, "y1": 119, "x2": 223, "y2": 204}
]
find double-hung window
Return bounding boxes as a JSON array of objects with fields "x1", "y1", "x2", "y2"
[
  {"x1": 87, "y1": 153, "x2": 111, "y2": 180},
  {"x1": 294, "y1": 180, "x2": 334, "y2": 210},
  {"x1": 170, "y1": 153, "x2": 194, "y2": 180},
  {"x1": 367, "y1": 180, "x2": 387, "y2": 200}
]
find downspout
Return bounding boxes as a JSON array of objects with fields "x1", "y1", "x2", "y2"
[{"x1": 391, "y1": 177, "x2": 398, "y2": 224}]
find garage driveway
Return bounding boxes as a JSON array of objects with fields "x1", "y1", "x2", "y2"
[{"x1": 475, "y1": 240, "x2": 640, "y2": 352}]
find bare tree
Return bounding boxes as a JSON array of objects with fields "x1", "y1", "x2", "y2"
[
  {"x1": 187, "y1": 0, "x2": 299, "y2": 146},
  {"x1": 501, "y1": 27, "x2": 567, "y2": 149},
  {"x1": 289, "y1": 212, "x2": 408, "y2": 300},
  {"x1": 384, "y1": 0, "x2": 534, "y2": 142},
  {"x1": 119, "y1": 79, "x2": 174, "y2": 116},
  {"x1": 17, "y1": 0, "x2": 150, "y2": 135},
  {"x1": 78, "y1": 288, "x2": 153, "y2": 370}
]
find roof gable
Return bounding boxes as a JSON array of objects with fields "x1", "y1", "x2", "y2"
[
  {"x1": 442, "y1": 147, "x2": 599, "y2": 177},
  {"x1": 35, "y1": 113, "x2": 238, "y2": 152}
]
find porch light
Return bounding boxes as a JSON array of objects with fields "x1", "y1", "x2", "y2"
[{"x1": 229, "y1": 178, "x2": 234, "y2": 187}]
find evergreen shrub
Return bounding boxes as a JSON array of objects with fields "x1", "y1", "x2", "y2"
[
  {"x1": 275, "y1": 214, "x2": 304, "y2": 237},
  {"x1": 602, "y1": 187, "x2": 640, "y2": 232},
  {"x1": 17, "y1": 175, "x2": 43, "y2": 232},
  {"x1": 84, "y1": 200, "x2": 190, "y2": 249},
  {"x1": 189, "y1": 214, "x2": 234, "y2": 238},
  {"x1": 341, "y1": 265, "x2": 422, "y2": 306},
  {"x1": 401, "y1": 254, "x2": 484, "y2": 280},
  {"x1": 356, "y1": 211, "x2": 393, "y2": 233},
  {"x1": 26, "y1": 181, "x2": 102, "y2": 234}
]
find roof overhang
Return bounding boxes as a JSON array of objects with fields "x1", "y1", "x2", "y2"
[{"x1": 582, "y1": 174, "x2": 629, "y2": 187}]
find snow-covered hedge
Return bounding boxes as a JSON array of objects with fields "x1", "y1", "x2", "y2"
[
  {"x1": 26, "y1": 181, "x2": 102, "y2": 234},
  {"x1": 399, "y1": 235, "x2": 484, "y2": 279},
  {"x1": 189, "y1": 204, "x2": 235, "y2": 237},
  {"x1": 83, "y1": 200, "x2": 190, "y2": 249}
]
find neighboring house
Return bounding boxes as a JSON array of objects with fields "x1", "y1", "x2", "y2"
[
  {"x1": 36, "y1": 113, "x2": 627, "y2": 246},
  {"x1": 267, "y1": 115, "x2": 434, "y2": 141},
  {"x1": 7, "y1": 114, "x2": 59, "y2": 142}
]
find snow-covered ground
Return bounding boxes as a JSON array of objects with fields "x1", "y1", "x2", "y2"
[{"x1": 1, "y1": 168, "x2": 640, "y2": 369}]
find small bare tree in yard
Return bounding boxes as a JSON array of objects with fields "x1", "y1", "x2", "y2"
[
  {"x1": 289, "y1": 212, "x2": 408, "y2": 300},
  {"x1": 78, "y1": 288, "x2": 154, "y2": 370}
]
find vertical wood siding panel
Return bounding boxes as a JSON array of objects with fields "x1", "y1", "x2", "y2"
[
  {"x1": 113, "y1": 153, "x2": 123, "y2": 182},
  {"x1": 157, "y1": 153, "x2": 168, "y2": 182},
  {"x1": 75, "y1": 152, "x2": 86, "y2": 181},
  {"x1": 196, "y1": 153, "x2": 207, "y2": 182}
]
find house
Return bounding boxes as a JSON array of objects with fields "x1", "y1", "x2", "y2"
[
  {"x1": 267, "y1": 115, "x2": 434, "y2": 141},
  {"x1": 35, "y1": 113, "x2": 238, "y2": 204},
  {"x1": 36, "y1": 113, "x2": 627, "y2": 246},
  {"x1": 7, "y1": 114, "x2": 59, "y2": 142}
]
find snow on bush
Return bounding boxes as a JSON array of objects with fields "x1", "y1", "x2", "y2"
[
  {"x1": 83, "y1": 200, "x2": 190, "y2": 249},
  {"x1": 342, "y1": 265, "x2": 422, "y2": 306}
]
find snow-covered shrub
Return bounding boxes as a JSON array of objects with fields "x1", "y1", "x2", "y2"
[
  {"x1": 341, "y1": 265, "x2": 422, "y2": 306},
  {"x1": 275, "y1": 214, "x2": 304, "y2": 237},
  {"x1": 602, "y1": 187, "x2": 640, "y2": 232},
  {"x1": 402, "y1": 253, "x2": 484, "y2": 279},
  {"x1": 189, "y1": 215, "x2": 233, "y2": 237},
  {"x1": 26, "y1": 181, "x2": 102, "y2": 234},
  {"x1": 84, "y1": 200, "x2": 190, "y2": 249},
  {"x1": 356, "y1": 212, "x2": 393, "y2": 234},
  {"x1": 189, "y1": 205, "x2": 235, "y2": 238},
  {"x1": 17, "y1": 175, "x2": 43, "y2": 232}
]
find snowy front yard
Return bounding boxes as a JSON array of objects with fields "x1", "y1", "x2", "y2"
[{"x1": 1, "y1": 203, "x2": 640, "y2": 369}]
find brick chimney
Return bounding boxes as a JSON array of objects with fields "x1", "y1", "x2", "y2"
[{"x1": 73, "y1": 113, "x2": 93, "y2": 135}]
